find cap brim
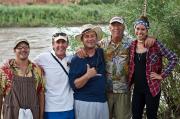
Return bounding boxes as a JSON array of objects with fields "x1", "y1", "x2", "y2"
[
  {"x1": 54, "y1": 36, "x2": 68, "y2": 42},
  {"x1": 110, "y1": 20, "x2": 124, "y2": 24}
]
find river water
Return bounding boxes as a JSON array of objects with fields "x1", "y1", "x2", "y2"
[
  {"x1": 0, "y1": 26, "x2": 109, "y2": 64},
  {"x1": 0, "y1": 27, "x2": 57, "y2": 63}
]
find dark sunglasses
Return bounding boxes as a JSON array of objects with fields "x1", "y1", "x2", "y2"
[{"x1": 52, "y1": 32, "x2": 67, "y2": 38}]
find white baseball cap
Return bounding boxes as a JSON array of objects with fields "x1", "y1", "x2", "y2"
[
  {"x1": 52, "y1": 32, "x2": 68, "y2": 42},
  {"x1": 109, "y1": 16, "x2": 124, "y2": 24}
]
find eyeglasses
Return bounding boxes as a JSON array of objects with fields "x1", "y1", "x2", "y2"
[
  {"x1": 52, "y1": 32, "x2": 67, "y2": 38},
  {"x1": 16, "y1": 46, "x2": 29, "y2": 50}
]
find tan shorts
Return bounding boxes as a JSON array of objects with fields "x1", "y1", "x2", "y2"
[{"x1": 108, "y1": 92, "x2": 132, "y2": 119}]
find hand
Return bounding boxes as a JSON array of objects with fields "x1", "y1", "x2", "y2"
[
  {"x1": 145, "y1": 36, "x2": 156, "y2": 48},
  {"x1": 76, "y1": 48, "x2": 88, "y2": 58},
  {"x1": 150, "y1": 72, "x2": 163, "y2": 80},
  {"x1": 85, "y1": 64, "x2": 97, "y2": 79}
]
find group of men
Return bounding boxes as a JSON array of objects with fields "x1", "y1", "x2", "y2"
[{"x1": 0, "y1": 16, "x2": 154, "y2": 119}]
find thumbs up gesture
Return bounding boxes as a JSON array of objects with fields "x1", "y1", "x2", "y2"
[{"x1": 85, "y1": 64, "x2": 97, "y2": 79}]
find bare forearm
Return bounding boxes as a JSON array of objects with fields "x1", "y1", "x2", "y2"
[
  {"x1": 74, "y1": 73, "x2": 90, "y2": 89},
  {"x1": 74, "y1": 65, "x2": 97, "y2": 89},
  {"x1": 38, "y1": 92, "x2": 44, "y2": 119}
]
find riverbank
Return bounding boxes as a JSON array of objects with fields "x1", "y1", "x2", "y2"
[
  {"x1": 0, "y1": 3, "x2": 137, "y2": 27},
  {"x1": 0, "y1": 4, "x2": 110, "y2": 27}
]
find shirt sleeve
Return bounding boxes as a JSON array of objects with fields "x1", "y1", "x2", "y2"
[
  {"x1": 0, "y1": 69, "x2": 6, "y2": 95},
  {"x1": 0, "y1": 63, "x2": 13, "y2": 96},
  {"x1": 68, "y1": 56, "x2": 82, "y2": 91},
  {"x1": 157, "y1": 40, "x2": 178, "y2": 79},
  {"x1": 34, "y1": 65, "x2": 45, "y2": 94},
  {"x1": 33, "y1": 54, "x2": 42, "y2": 65},
  {"x1": 33, "y1": 54, "x2": 46, "y2": 94}
]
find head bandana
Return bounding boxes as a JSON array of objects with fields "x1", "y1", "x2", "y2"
[{"x1": 134, "y1": 19, "x2": 149, "y2": 29}]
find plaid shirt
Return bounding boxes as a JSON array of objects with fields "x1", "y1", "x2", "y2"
[{"x1": 129, "y1": 40, "x2": 178, "y2": 97}]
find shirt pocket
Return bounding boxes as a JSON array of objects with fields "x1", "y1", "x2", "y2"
[{"x1": 150, "y1": 53, "x2": 159, "y2": 65}]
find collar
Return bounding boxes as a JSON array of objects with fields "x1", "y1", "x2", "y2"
[{"x1": 8, "y1": 59, "x2": 33, "y2": 72}]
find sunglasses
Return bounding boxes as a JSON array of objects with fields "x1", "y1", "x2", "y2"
[{"x1": 52, "y1": 32, "x2": 67, "y2": 38}]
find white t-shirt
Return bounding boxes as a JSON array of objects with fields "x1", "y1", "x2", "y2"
[{"x1": 34, "y1": 50, "x2": 74, "y2": 112}]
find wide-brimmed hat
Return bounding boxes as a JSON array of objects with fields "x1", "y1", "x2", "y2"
[
  {"x1": 109, "y1": 16, "x2": 124, "y2": 24},
  {"x1": 14, "y1": 38, "x2": 29, "y2": 49},
  {"x1": 75, "y1": 24, "x2": 103, "y2": 41}
]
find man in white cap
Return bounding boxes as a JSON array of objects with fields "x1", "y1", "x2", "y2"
[
  {"x1": 101, "y1": 16, "x2": 155, "y2": 119},
  {"x1": 102, "y1": 16, "x2": 132, "y2": 119},
  {"x1": 0, "y1": 38, "x2": 45, "y2": 119},
  {"x1": 34, "y1": 33, "x2": 74, "y2": 119},
  {"x1": 69, "y1": 24, "x2": 109, "y2": 119}
]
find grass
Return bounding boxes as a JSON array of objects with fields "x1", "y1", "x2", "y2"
[{"x1": 0, "y1": 4, "x2": 132, "y2": 27}]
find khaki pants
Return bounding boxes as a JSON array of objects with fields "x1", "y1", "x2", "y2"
[{"x1": 108, "y1": 92, "x2": 132, "y2": 119}]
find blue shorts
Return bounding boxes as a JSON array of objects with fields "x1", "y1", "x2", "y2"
[{"x1": 44, "y1": 110, "x2": 75, "y2": 119}]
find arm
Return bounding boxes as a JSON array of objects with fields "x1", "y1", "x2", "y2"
[
  {"x1": 75, "y1": 48, "x2": 88, "y2": 58},
  {"x1": 0, "y1": 68, "x2": 7, "y2": 119},
  {"x1": 38, "y1": 92, "x2": 44, "y2": 119},
  {"x1": 74, "y1": 64, "x2": 97, "y2": 89},
  {"x1": 145, "y1": 36, "x2": 156, "y2": 48},
  {"x1": 151, "y1": 41, "x2": 178, "y2": 80},
  {"x1": 35, "y1": 65, "x2": 45, "y2": 119},
  {"x1": 158, "y1": 41, "x2": 178, "y2": 79}
]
